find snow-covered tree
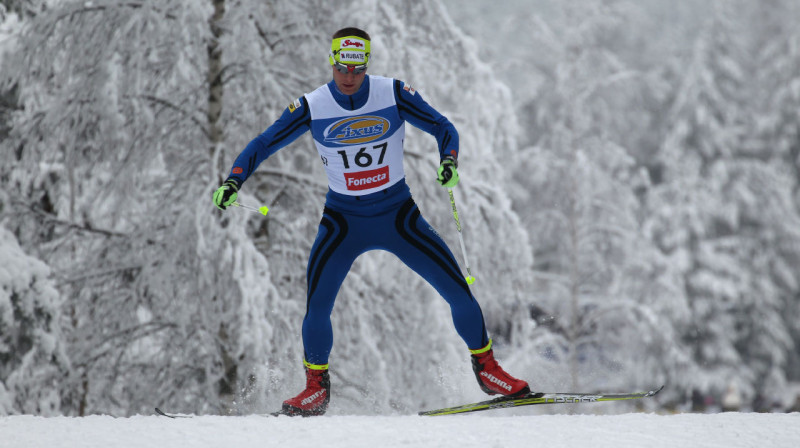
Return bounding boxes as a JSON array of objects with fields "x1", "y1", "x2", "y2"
[
  {"x1": 505, "y1": 1, "x2": 691, "y2": 402},
  {"x1": 0, "y1": 225, "x2": 70, "y2": 416},
  {"x1": 753, "y1": 0, "x2": 800, "y2": 388},
  {"x1": 1, "y1": 0, "x2": 49, "y2": 19},
  {"x1": 647, "y1": 0, "x2": 800, "y2": 406},
  {"x1": 2, "y1": 0, "x2": 270, "y2": 415},
  {"x1": 1, "y1": 0, "x2": 534, "y2": 415}
]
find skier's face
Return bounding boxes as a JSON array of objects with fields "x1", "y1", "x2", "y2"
[{"x1": 332, "y1": 66, "x2": 366, "y2": 95}]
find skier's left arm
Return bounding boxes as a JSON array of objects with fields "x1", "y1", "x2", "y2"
[
  {"x1": 393, "y1": 80, "x2": 460, "y2": 162},
  {"x1": 393, "y1": 80, "x2": 460, "y2": 187}
]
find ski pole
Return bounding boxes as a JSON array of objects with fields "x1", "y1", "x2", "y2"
[
  {"x1": 447, "y1": 188, "x2": 476, "y2": 285},
  {"x1": 232, "y1": 201, "x2": 269, "y2": 216}
]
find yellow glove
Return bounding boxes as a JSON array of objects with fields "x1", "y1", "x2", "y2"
[
  {"x1": 213, "y1": 180, "x2": 239, "y2": 210},
  {"x1": 436, "y1": 156, "x2": 459, "y2": 188}
]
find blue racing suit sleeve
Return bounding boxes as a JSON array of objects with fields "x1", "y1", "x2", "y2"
[
  {"x1": 225, "y1": 96, "x2": 312, "y2": 187},
  {"x1": 393, "y1": 79, "x2": 459, "y2": 161}
]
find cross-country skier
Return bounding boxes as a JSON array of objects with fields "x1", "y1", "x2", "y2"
[{"x1": 213, "y1": 27, "x2": 530, "y2": 416}]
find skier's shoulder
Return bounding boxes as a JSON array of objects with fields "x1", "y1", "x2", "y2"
[
  {"x1": 286, "y1": 96, "x2": 305, "y2": 114},
  {"x1": 368, "y1": 74, "x2": 395, "y2": 85},
  {"x1": 304, "y1": 83, "x2": 331, "y2": 107},
  {"x1": 389, "y1": 78, "x2": 419, "y2": 103}
]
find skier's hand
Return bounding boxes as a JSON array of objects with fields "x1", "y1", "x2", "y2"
[
  {"x1": 436, "y1": 156, "x2": 459, "y2": 188},
  {"x1": 213, "y1": 179, "x2": 239, "y2": 210}
]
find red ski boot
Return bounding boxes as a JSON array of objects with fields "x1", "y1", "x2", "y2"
[
  {"x1": 471, "y1": 344, "x2": 530, "y2": 397},
  {"x1": 281, "y1": 363, "x2": 331, "y2": 416}
]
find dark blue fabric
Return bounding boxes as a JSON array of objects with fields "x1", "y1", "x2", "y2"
[
  {"x1": 328, "y1": 76, "x2": 370, "y2": 110},
  {"x1": 226, "y1": 96, "x2": 311, "y2": 186},
  {"x1": 391, "y1": 79, "x2": 459, "y2": 161},
  {"x1": 302, "y1": 180, "x2": 489, "y2": 365}
]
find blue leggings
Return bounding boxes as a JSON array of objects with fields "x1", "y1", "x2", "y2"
[{"x1": 302, "y1": 180, "x2": 489, "y2": 365}]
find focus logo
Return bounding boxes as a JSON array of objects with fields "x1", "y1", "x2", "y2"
[
  {"x1": 344, "y1": 166, "x2": 389, "y2": 191},
  {"x1": 324, "y1": 116, "x2": 390, "y2": 145}
]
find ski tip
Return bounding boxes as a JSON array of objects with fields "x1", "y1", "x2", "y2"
[
  {"x1": 648, "y1": 385, "x2": 665, "y2": 396},
  {"x1": 154, "y1": 407, "x2": 173, "y2": 418},
  {"x1": 155, "y1": 407, "x2": 193, "y2": 418}
]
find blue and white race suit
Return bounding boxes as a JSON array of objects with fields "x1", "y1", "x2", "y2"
[{"x1": 226, "y1": 75, "x2": 489, "y2": 365}]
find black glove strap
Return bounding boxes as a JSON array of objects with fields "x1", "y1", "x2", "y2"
[
  {"x1": 223, "y1": 178, "x2": 240, "y2": 192},
  {"x1": 441, "y1": 154, "x2": 458, "y2": 168}
]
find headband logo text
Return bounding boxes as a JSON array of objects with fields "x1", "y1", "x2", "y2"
[{"x1": 342, "y1": 39, "x2": 364, "y2": 48}]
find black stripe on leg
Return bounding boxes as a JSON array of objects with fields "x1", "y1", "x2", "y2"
[
  {"x1": 307, "y1": 208, "x2": 349, "y2": 307},
  {"x1": 394, "y1": 199, "x2": 471, "y2": 296}
]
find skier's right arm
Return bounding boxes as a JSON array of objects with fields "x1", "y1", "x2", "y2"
[{"x1": 213, "y1": 97, "x2": 311, "y2": 210}]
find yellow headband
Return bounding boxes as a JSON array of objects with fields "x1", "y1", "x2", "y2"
[{"x1": 329, "y1": 36, "x2": 370, "y2": 66}]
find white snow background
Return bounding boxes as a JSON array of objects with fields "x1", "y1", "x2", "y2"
[{"x1": 2, "y1": 411, "x2": 799, "y2": 448}]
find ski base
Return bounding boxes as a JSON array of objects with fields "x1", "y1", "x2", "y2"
[
  {"x1": 418, "y1": 385, "x2": 664, "y2": 416},
  {"x1": 154, "y1": 407, "x2": 286, "y2": 418}
]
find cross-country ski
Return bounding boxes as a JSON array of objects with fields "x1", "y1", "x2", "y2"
[{"x1": 419, "y1": 386, "x2": 664, "y2": 416}]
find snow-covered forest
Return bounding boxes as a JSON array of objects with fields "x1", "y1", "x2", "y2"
[{"x1": 1, "y1": 0, "x2": 799, "y2": 417}]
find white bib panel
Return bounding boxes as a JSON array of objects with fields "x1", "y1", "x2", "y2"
[{"x1": 305, "y1": 76, "x2": 406, "y2": 195}]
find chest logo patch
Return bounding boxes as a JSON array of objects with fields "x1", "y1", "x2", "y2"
[
  {"x1": 344, "y1": 166, "x2": 389, "y2": 190},
  {"x1": 323, "y1": 115, "x2": 390, "y2": 145}
]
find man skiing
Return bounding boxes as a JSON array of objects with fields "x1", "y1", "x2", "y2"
[{"x1": 213, "y1": 27, "x2": 530, "y2": 416}]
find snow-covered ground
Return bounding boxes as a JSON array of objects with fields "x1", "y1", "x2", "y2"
[{"x1": 2, "y1": 412, "x2": 798, "y2": 448}]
